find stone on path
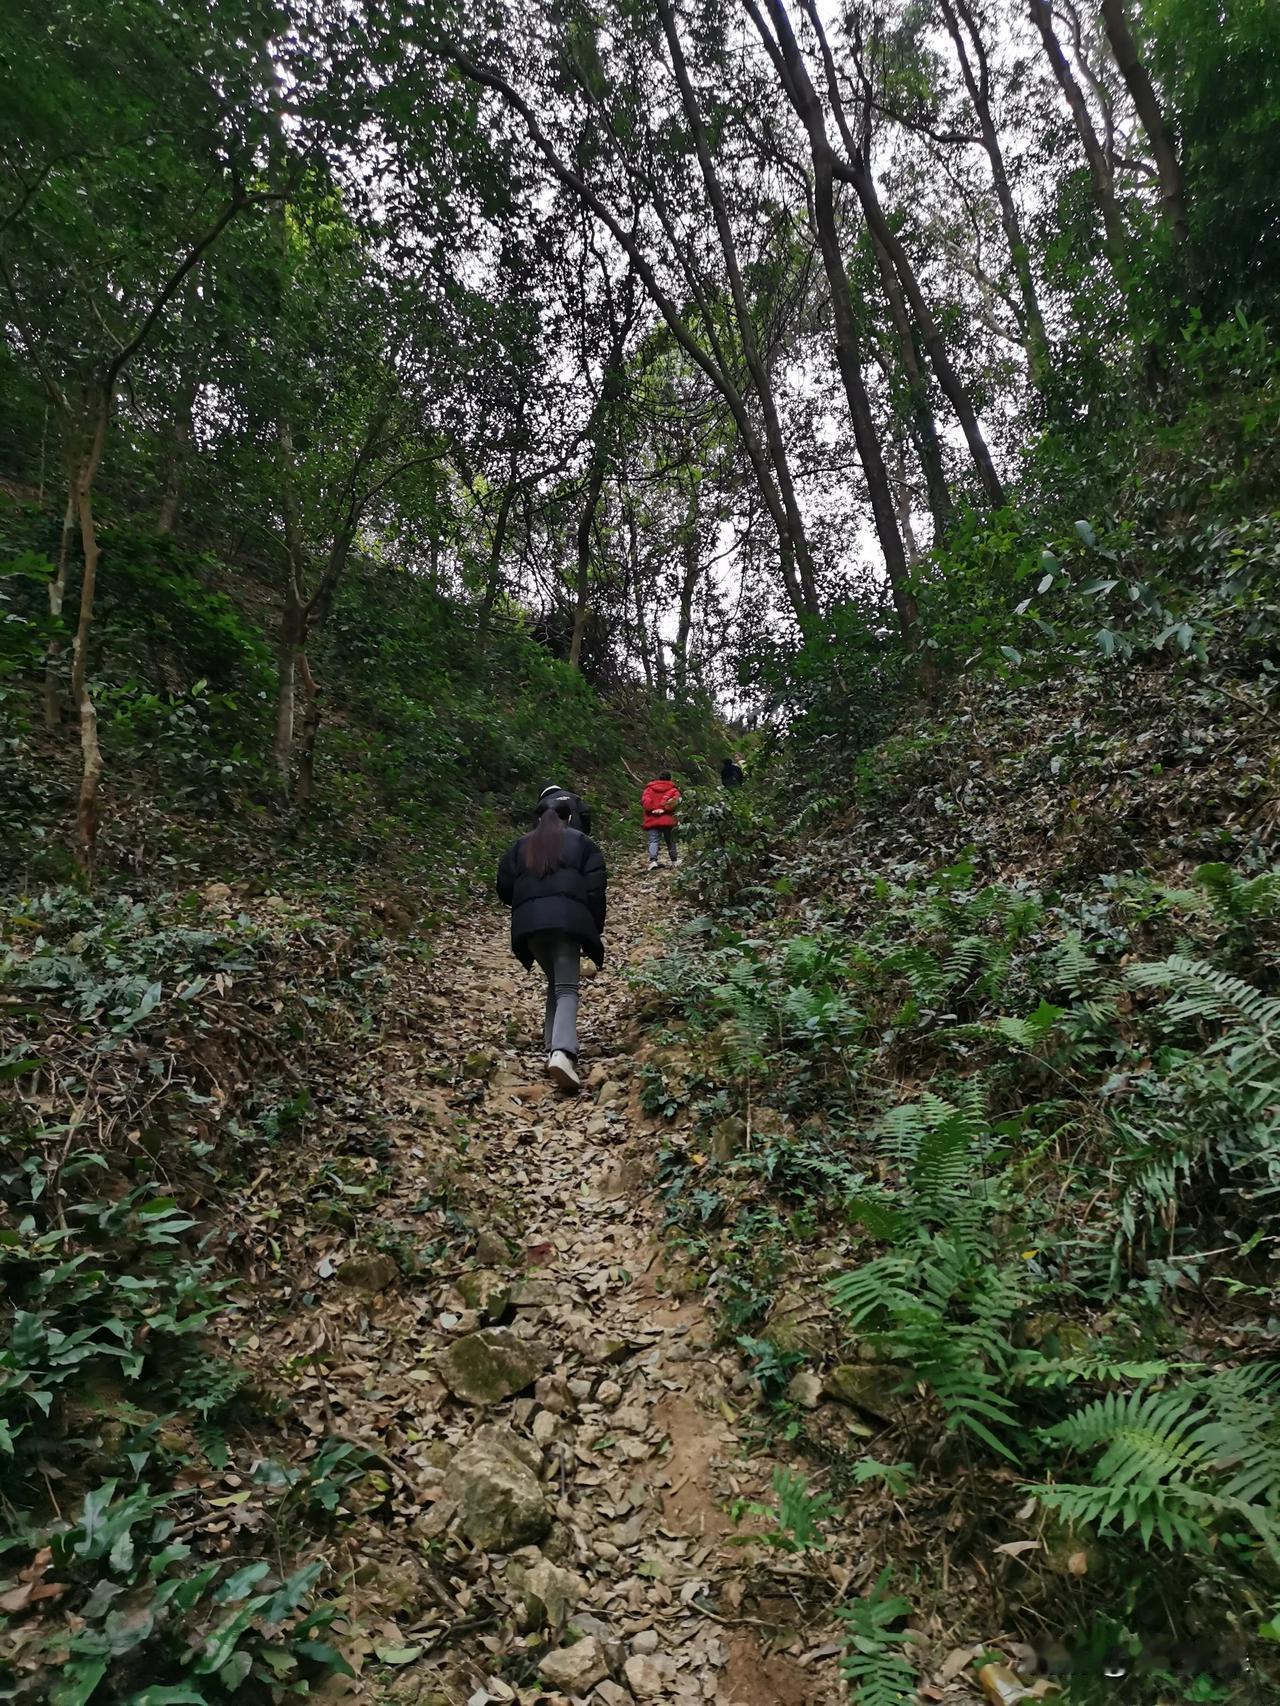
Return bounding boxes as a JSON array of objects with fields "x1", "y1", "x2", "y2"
[
  {"x1": 456, "y1": 1267, "x2": 511, "y2": 1322},
  {"x1": 822, "y1": 1362, "x2": 905, "y2": 1423},
  {"x1": 507, "y1": 1548, "x2": 583, "y2": 1631},
  {"x1": 474, "y1": 1228, "x2": 511, "y2": 1266},
  {"x1": 336, "y1": 1252, "x2": 398, "y2": 1293},
  {"x1": 437, "y1": 1327, "x2": 550, "y2": 1405},
  {"x1": 537, "y1": 1635, "x2": 609, "y2": 1692},
  {"x1": 443, "y1": 1425, "x2": 550, "y2": 1552},
  {"x1": 624, "y1": 1651, "x2": 677, "y2": 1696},
  {"x1": 787, "y1": 1369, "x2": 823, "y2": 1409}
]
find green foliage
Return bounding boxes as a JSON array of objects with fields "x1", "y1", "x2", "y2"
[
  {"x1": 836, "y1": 1571, "x2": 917, "y2": 1706},
  {"x1": 1029, "y1": 1364, "x2": 1280, "y2": 1559},
  {"x1": 731, "y1": 1466, "x2": 834, "y2": 1553},
  {"x1": 5, "y1": 1478, "x2": 351, "y2": 1702}
]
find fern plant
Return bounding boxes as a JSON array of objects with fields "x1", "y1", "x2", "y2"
[
  {"x1": 1028, "y1": 1363, "x2": 1280, "y2": 1559},
  {"x1": 730, "y1": 1467, "x2": 834, "y2": 1553},
  {"x1": 833, "y1": 1092, "x2": 1033, "y2": 1457},
  {"x1": 837, "y1": 1570, "x2": 917, "y2": 1706}
]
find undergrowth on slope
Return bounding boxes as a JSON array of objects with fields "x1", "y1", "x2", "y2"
[
  {"x1": 0, "y1": 887, "x2": 397, "y2": 1699},
  {"x1": 641, "y1": 354, "x2": 1280, "y2": 1702}
]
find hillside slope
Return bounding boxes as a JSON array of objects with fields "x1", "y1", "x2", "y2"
[{"x1": 636, "y1": 343, "x2": 1280, "y2": 1702}]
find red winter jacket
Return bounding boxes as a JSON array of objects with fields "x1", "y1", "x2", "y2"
[{"x1": 642, "y1": 779, "x2": 681, "y2": 828}]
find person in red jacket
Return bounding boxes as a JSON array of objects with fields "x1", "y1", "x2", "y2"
[{"x1": 642, "y1": 770, "x2": 681, "y2": 869}]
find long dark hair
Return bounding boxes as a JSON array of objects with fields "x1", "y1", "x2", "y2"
[{"x1": 523, "y1": 801, "x2": 570, "y2": 876}]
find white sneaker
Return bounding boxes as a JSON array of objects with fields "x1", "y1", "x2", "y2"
[
  {"x1": 548, "y1": 1050, "x2": 580, "y2": 1092},
  {"x1": 648, "y1": 859, "x2": 659, "y2": 870}
]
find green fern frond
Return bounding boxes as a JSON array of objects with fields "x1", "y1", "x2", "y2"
[
  {"x1": 941, "y1": 933, "x2": 986, "y2": 988},
  {"x1": 1195, "y1": 861, "x2": 1280, "y2": 924},
  {"x1": 837, "y1": 1570, "x2": 917, "y2": 1706},
  {"x1": 1031, "y1": 1371, "x2": 1280, "y2": 1559},
  {"x1": 772, "y1": 1467, "x2": 833, "y2": 1548},
  {"x1": 1014, "y1": 1353, "x2": 1176, "y2": 1390},
  {"x1": 1045, "y1": 1386, "x2": 1206, "y2": 1485},
  {"x1": 1127, "y1": 955, "x2": 1280, "y2": 1031},
  {"x1": 1189, "y1": 1362, "x2": 1280, "y2": 1512}
]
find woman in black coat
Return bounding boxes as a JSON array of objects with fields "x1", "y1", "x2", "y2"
[{"x1": 496, "y1": 790, "x2": 607, "y2": 1093}]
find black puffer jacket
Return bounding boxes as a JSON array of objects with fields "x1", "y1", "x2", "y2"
[
  {"x1": 496, "y1": 827, "x2": 607, "y2": 968},
  {"x1": 537, "y1": 789, "x2": 592, "y2": 836}
]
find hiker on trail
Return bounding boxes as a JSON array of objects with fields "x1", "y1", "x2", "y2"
[
  {"x1": 642, "y1": 770, "x2": 681, "y2": 869},
  {"x1": 496, "y1": 789, "x2": 606, "y2": 1094},
  {"x1": 537, "y1": 781, "x2": 592, "y2": 835},
  {"x1": 720, "y1": 756, "x2": 744, "y2": 788}
]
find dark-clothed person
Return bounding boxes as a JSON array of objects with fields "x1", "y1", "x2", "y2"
[
  {"x1": 721, "y1": 757, "x2": 744, "y2": 788},
  {"x1": 537, "y1": 782, "x2": 592, "y2": 836},
  {"x1": 497, "y1": 793, "x2": 606, "y2": 1092}
]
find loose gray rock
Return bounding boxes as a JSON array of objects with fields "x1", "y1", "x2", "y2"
[
  {"x1": 822, "y1": 1362, "x2": 906, "y2": 1423},
  {"x1": 507, "y1": 1549, "x2": 583, "y2": 1631},
  {"x1": 537, "y1": 1635, "x2": 608, "y2": 1692},
  {"x1": 624, "y1": 1652, "x2": 676, "y2": 1696},
  {"x1": 787, "y1": 1369, "x2": 823, "y2": 1409},
  {"x1": 456, "y1": 1268, "x2": 512, "y2": 1322},
  {"x1": 336, "y1": 1252, "x2": 398, "y2": 1293},
  {"x1": 437, "y1": 1328, "x2": 550, "y2": 1405},
  {"x1": 474, "y1": 1228, "x2": 511, "y2": 1266},
  {"x1": 443, "y1": 1425, "x2": 549, "y2": 1552}
]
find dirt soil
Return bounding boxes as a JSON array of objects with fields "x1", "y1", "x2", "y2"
[{"x1": 240, "y1": 855, "x2": 984, "y2": 1704}]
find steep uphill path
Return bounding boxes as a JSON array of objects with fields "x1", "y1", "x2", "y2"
[{"x1": 267, "y1": 853, "x2": 843, "y2": 1704}]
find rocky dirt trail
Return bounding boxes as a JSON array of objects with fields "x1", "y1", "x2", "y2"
[{"x1": 276, "y1": 854, "x2": 844, "y2": 1705}]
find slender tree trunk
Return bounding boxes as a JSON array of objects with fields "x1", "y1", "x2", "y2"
[
  {"x1": 780, "y1": 0, "x2": 1003, "y2": 506},
  {"x1": 272, "y1": 413, "x2": 308, "y2": 805},
  {"x1": 672, "y1": 482, "x2": 701, "y2": 698},
  {"x1": 43, "y1": 488, "x2": 76, "y2": 729},
  {"x1": 1028, "y1": 0, "x2": 1130, "y2": 277},
  {"x1": 798, "y1": 7, "x2": 952, "y2": 532},
  {"x1": 294, "y1": 651, "x2": 321, "y2": 806},
  {"x1": 745, "y1": 0, "x2": 923, "y2": 644},
  {"x1": 1097, "y1": 0, "x2": 1189, "y2": 255},
  {"x1": 940, "y1": 0, "x2": 1052, "y2": 387},
  {"x1": 156, "y1": 362, "x2": 202, "y2": 534},
  {"x1": 569, "y1": 452, "x2": 607, "y2": 672},
  {"x1": 657, "y1": 0, "x2": 820, "y2": 617},
  {"x1": 68, "y1": 392, "x2": 110, "y2": 876},
  {"x1": 621, "y1": 494, "x2": 655, "y2": 691},
  {"x1": 479, "y1": 470, "x2": 517, "y2": 627},
  {"x1": 436, "y1": 40, "x2": 814, "y2": 626},
  {"x1": 868, "y1": 226, "x2": 954, "y2": 535},
  {"x1": 892, "y1": 440, "x2": 921, "y2": 566}
]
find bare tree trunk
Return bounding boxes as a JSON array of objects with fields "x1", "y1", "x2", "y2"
[
  {"x1": 68, "y1": 392, "x2": 109, "y2": 876},
  {"x1": 43, "y1": 488, "x2": 76, "y2": 729},
  {"x1": 623, "y1": 494, "x2": 655, "y2": 691},
  {"x1": 657, "y1": 0, "x2": 820, "y2": 617},
  {"x1": 156, "y1": 363, "x2": 202, "y2": 534},
  {"x1": 893, "y1": 440, "x2": 921, "y2": 566},
  {"x1": 1098, "y1": 0, "x2": 1189, "y2": 255},
  {"x1": 799, "y1": 13, "x2": 952, "y2": 532},
  {"x1": 1028, "y1": 0, "x2": 1130, "y2": 277},
  {"x1": 437, "y1": 40, "x2": 814, "y2": 627},
  {"x1": 745, "y1": 0, "x2": 922, "y2": 644},
  {"x1": 271, "y1": 413, "x2": 308, "y2": 805},
  {"x1": 672, "y1": 483, "x2": 701, "y2": 698},
  {"x1": 782, "y1": 0, "x2": 1003, "y2": 507},
  {"x1": 940, "y1": 0, "x2": 1052, "y2": 388},
  {"x1": 868, "y1": 226, "x2": 953, "y2": 535},
  {"x1": 294, "y1": 650, "x2": 320, "y2": 806},
  {"x1": 569, "y1": 452, "x2": 607, "y2": 672},
  {"x1": 479, "y1": 470, "x2": 517, "y2": 627}
]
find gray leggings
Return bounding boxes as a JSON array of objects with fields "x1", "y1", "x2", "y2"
[
  {"x1": 527, "y1": 931, "x2": 581, "y2": 1057},
  {"x1": 647, "y1": 826, "x2": 677, "y2": 862}
]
